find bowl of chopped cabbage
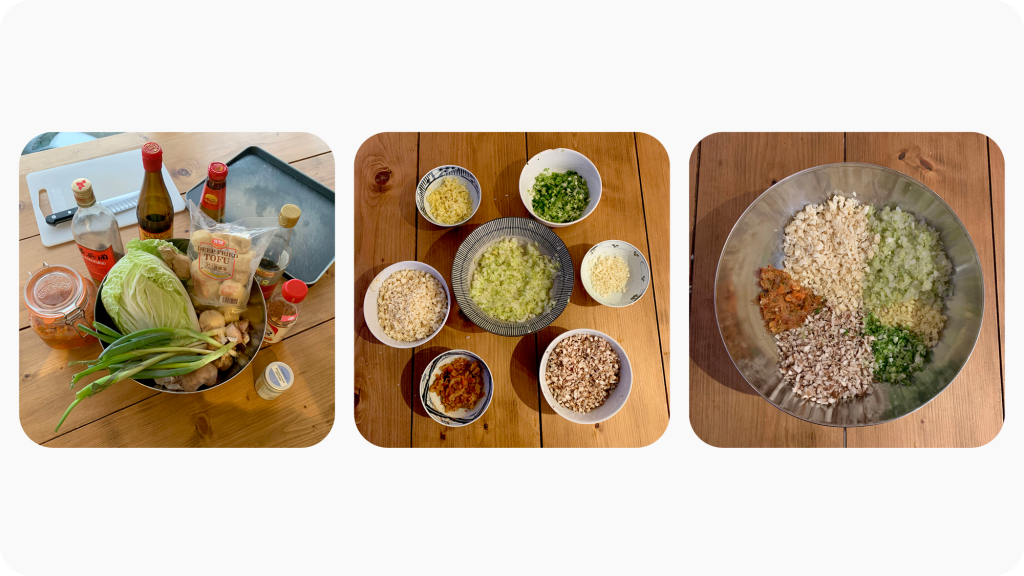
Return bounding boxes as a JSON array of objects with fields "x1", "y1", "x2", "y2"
[
  {"x1": 519, "y1": 148, "x2": 602, "y2": 228},
  {"x1": 452, "y1": 217, "x2": 574, "y2": 336},
  {"x1": 715, "y1": 162, "x2": 984, "y2": 427}
]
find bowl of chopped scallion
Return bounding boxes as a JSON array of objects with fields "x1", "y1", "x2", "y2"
[{"x1": 519, "y1": 148, "x2": 602, "y2": 228}]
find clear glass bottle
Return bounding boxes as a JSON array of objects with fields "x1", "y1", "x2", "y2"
[
  {"x1": 70, "y1": 178, "x2": 125, "y2": 283},
  {"x1": 262, "y1": 279, "x2": 308, "y2": 345},
  {"x1": 254, "y1": 204, "x2": 301, "y2": 298},
  {"x1": 137, "y1": 142, "x2": 174, "y2": 240}
]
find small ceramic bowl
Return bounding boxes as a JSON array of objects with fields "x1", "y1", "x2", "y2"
[
  {"x1": 579, "y1": 240, "x2": 651, "y2": 307},
  {"x1": 416, "y1": 165, "x2": 482, "y2": 227},
  {"x1": 519, "y1": 148, "x2": 602, "y2": 228},
  {"x1": 363, "y1": 261, "x2": 451, "y2": 349},
  {"x1": 538, "y1": 329, "x2": 632, "y2": 425},
  {"x1": 419, "y1": 350, "x2": 494, "y2": 427}
]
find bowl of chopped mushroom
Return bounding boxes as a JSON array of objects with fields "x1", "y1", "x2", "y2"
[
  {"x1": 715, "y1": 163, "x2": 984, "y2": 427},
  {"x1": 539, "y1": 329, "x2": 632, "y2": 424}
]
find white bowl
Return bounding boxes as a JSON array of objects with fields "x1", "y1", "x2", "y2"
[
  {"x1": 419, "y1": 350, "x2": 494, "y2": 427},
  {"x1": 416, "y1": 165, "x2": 482, "y2": 227},
  {"x1": 363, "y1": 261, "x2": 451, "y2": 349},
  {"x1": 538, "y1": 329, "x2": 632, "y2": 424},
  {"x1": 579, "y1": 240, "x2": 651, "y2": 307},
  {"x1": 519, "y1": 149, "x2": 602, "y2": 228}
]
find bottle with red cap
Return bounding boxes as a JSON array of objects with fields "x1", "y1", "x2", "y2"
[
  {"x1": 70, "y1": 177, "x2": 125, "y2": 283},
  {"x1": 136, "y1": 142, "x2": 175, "y2": 240},
  {"x1": 199, "y1": 161, "x2": 229, "y2": 222},
  {"x1": 262, "y1": 279, "x2": 309, "y2": 346}
]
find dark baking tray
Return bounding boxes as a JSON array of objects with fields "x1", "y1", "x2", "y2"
[{"x1": 185, "y1": 146, "x2": 335, "y2": 285}]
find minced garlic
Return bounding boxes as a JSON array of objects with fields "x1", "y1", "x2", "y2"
[{"x1": 589, "y1": 254, "x2": 630, "y2": 298}]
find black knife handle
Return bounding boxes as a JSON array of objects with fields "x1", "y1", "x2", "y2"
[{"x1": 45, "y1": 207, "x2": 78, "y2": 226}]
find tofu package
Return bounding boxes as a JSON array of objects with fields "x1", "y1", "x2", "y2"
[{"x1": 186, "y1": 200, "x2": 277, "y2": 314}]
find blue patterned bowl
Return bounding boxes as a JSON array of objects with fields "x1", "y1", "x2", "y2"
[
  {"x1": 419, "y1": 350, "x2": 494, "y2": 427},
  {"x1": 451, "y1": 217, "x2": 574, "y2": 336},
  {"x1": 416, "y1": 165, "x2": 482, "y2": 227},
  {"x1": 580, "y1": 240, "x2": 651, "y2": 307}
]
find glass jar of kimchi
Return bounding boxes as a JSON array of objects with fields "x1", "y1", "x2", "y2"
[{"x1": 24, "y1": 263, "x2": 98, "y2": 350}]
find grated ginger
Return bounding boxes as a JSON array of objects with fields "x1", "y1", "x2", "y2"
[{"x1": 426, "y1": 177, "x2": 472, "y2": 224}]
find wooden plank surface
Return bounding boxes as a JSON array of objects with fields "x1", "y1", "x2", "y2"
[
  {"x1": 46, "y1": 320, "x2": 335, "y2": 448},
  {"x1": 987, "y1": 138, "x2": 1005, "y2": 380},
  {"x1": 689, "y1": 133, "x2": 846, "y2": 448},
  {"x1": 411, "y1": 133, "x2": 541, "y2": 448},
  {"x1": 19, "y1": 133, "x2": 336, "y2": 448},
  {"x1": 530, "y1": 133, "x2": 669, "y2": 448},
  {"x1": 353, "y1": 133, "x2": 419, "y2": 448},
  {"x1": 354, "y1": 133, "x2": 671, "y2": 447},
  {"x1": 19, "y1": 132, "x2": 331, "y2": 240},
  {"x1": 844, "y1": 133, "x2": 1003, "y2": 447},
  {"x1": 634, "y1": 133, "x2": 671, "y2": 405}
]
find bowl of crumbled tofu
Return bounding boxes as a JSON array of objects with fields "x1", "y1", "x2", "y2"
[
  {"x1": 539, "y1": 329, "x2": 632, "y2": 424},
  {"x1": 580, "y1": 240, "x2": 651, "y2": 307},
  {"x1": 363, "y1": 261, "x2": 451, "y2": 349},
  {"x1": 416, "y1": 165, "x2": 482, "y2": 227}
]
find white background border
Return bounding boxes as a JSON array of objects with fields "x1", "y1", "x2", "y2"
[{"x1": 1, "y1": 0, "x2": 1021, "y2": 574}]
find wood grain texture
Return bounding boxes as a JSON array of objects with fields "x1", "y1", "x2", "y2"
[
  {"x1": 19, "y1": 132, "x2": 331, "y2": 240},
  {"x1": 411, "y1": 133, "x2": 541, "y2": 448},
  {"x1": 19, "y1": 133, "x2": 336, "y2": 448},
  {"x1": 45, "y1": 320, "x2": 335, "y2": 448},
  {"x1": 635, "y1": 133, "x2": 671, "y2": 404},
  {"x1": 353, "y1": 133, "x2": 419, "y2": 448},
  {"x1": 689, "y1": 133, "x2": 846, "y2": 448},
  {"x1": 530, "y1": 133, "x2": 669, "y2": 448},
  {"x1": 987, "y1": 138, "x2": 1005, "y2": 379},
  {"x1": 845, "y1": 133, "x2": 1003, "y2": 447}
]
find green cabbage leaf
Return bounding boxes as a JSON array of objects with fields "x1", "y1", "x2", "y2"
[{"x1": 101, "y1": 247, "x2": 200, "y2": 335}]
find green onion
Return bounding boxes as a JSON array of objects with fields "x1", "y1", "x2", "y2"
[{"x1": 530, "y1": 168, "x2": 590, "y2": 223}]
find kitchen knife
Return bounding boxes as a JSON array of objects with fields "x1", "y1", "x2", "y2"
[{"x1": 44, "y1": 191, "x2": 139, "y2": 227}]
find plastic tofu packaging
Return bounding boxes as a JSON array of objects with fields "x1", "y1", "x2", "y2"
[{"x1": 186, "y1": 200, "x2": 276, "y2": 317}]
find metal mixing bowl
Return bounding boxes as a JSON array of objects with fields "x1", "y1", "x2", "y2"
[
  {"x1": 94, "y1": 239, "x2": 267, "y2": 394},
  {"x1": 714, "y1": 163, "x2": 984, "y2": 426}
]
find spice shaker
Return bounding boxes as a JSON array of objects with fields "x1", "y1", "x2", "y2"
[{"x1": 255, "y1": 362, "x2": 294, "y2": 400}]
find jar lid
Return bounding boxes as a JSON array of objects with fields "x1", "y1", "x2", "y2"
[
  {"x1": 281, "y1": 279, "x2": 308, "y2": 303},
  {"x1": 141, "y1": 142, "x2": 163, "y2": 172},
  {"x1": 24, "y1": 263, "x2": 86, "y2": 320},
  {"x1": 262, "y1": 362, "x2": 294, "y2": 391},
  {"x1": 72, "y1": 178, "x2": 96, "y2": 207},
  {"x1": 208, "y1": 162, "x2": 228, "y2": 182},
  {"x1": 278, "y1": 204, "x2": 301, "y2": 228}
]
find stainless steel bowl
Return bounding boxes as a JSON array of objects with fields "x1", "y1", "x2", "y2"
[
  {"x1": 715, "y1": 163, "x2": 984, "y2": 426},
  {"x1": 94, "y1": 239, "x2": 267, "y2": 394}
]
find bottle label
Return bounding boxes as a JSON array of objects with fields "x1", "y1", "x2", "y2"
[
  {"x1": 139, "y1": 226, "x2": 173, "y2": 240},
  {"x1": 77, "y1": 244, "x2": 117, "y2": 282},
  {"x1": 200, "y1": 184, "x2": 224, "y2": 211},
  {"x1": 197, "y1": 241, "x2": 237, "y2": 281},
  {"x1": 263, "y1": 323, "x2": 290, "y2": 345},
  {"x1": 258, "y1": 281, "x2": 278, "y2": 298}
]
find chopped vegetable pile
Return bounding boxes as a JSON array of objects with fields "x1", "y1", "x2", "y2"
[
  {"x1": 864, "y1": 205, "x2": 952, "y2": 311},
  {"x1": 530, "y1": 169, "x2": 590, "y2": 223},
  {"x1": 429, "y1": 357, "x2": 485, "y2": 412},
  {"x1": 470, "y1": 237, "x2": 559, "y2": 322},
  {"x1": 865, "y1": 314, "x2": 930, "y2": 385},
  {"x1": 757, "y1": 265, "x2": 824, "y2": 333}
]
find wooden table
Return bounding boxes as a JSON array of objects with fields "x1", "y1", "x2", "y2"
[
  {"x1": 689, "y1": 133, "x2": 1004, "y2": 448},
  {"x1": 355, "y1": 133, "x2": 670, "y2": 447},
  {"x1": 18, "y1": 132, "x2": 336, "y2": 447}
]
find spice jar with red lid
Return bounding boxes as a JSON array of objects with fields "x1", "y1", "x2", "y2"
[
  {"x1": 262, "y1": 279, "x2": 308, "y2": 346},
  {"x1": 24, "y1": 263, "x2": 97, "y2": 350}
]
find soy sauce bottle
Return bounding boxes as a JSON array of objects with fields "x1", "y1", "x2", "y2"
[{"x1": 137, "y1": 142, "x2": 174, "y2": 239}]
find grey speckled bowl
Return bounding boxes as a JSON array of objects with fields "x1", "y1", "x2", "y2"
[{"x1": 714, "y1": 163, "x2": 984, "y2": 427}]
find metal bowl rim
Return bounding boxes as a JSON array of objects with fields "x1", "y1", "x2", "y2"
[{"x1": 712, "y1": 161, "x2": 985, "y2": 427}]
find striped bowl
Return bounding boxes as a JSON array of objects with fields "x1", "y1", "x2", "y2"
[
  {"x1": 451, "y1": 217, "x2": 574, "y2": 336},
  {"x1": 419, "y1": 349, "x2": 494, "y2": 427}
]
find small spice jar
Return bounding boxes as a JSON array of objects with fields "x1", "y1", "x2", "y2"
[
  {"x1": 24, "y1": 263, "x2": 97, "y2": 349},
  {"x1": 255, "y1": 362, "x2": 294, "y2": 400}
]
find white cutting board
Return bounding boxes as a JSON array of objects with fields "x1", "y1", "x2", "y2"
[{"x1": 26, "y1": 149, "x2": 185, "y2": 247}]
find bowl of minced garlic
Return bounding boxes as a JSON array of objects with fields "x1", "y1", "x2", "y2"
[
  {"x1": 416, "y1": 165, "x2": 482, "y2": 226},
  {"x1": 580, "y1": 239, "x2": 651, "y2": 307}
]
